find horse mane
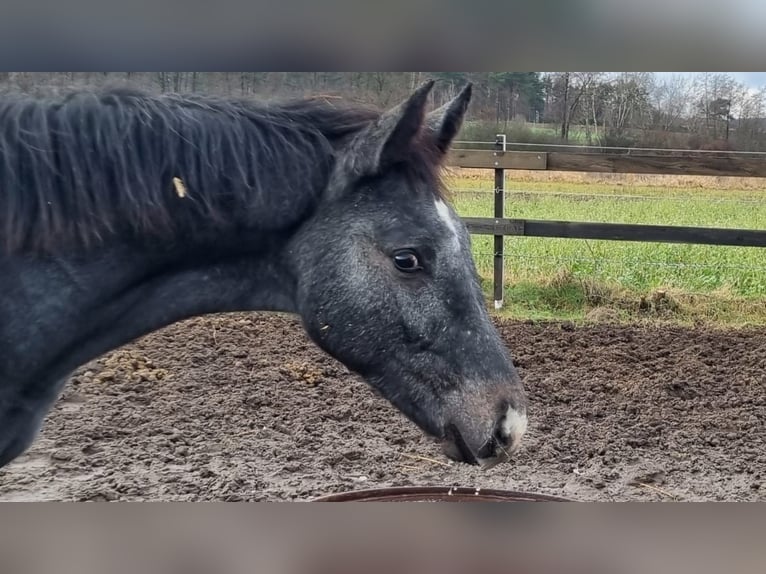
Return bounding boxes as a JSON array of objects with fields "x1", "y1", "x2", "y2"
[{"x1": 0, "y1": 87, "x2": 444, "y2": 255}]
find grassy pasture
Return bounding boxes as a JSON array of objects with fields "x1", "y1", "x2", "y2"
[{"x1": 445, "y1": 169, "x2": 766, "y2": 326}]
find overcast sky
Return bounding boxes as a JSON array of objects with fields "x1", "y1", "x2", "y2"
[{"x1": 654, "y1": 72, "x2": 766, "y2": 89}]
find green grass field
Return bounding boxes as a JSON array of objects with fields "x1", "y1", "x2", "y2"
[
  {"x1": 458, "y1": 120, "x2": 593, "y2": 146},
  {"x1": 446, "y1": 172, "x2": 766, "y2": 326}
]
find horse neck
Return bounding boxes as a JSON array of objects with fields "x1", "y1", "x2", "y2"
[
  {"x1": 0, "y1": 228, "x2": 299, "y2": 387},
  {"x1": 98, "y1": 228, "x2": 301, "y2": 318}
]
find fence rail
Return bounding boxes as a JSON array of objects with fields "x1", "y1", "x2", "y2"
[
  {"x1": 462, "y1": 218, "x2": 766, "y2": 248},
  {"x1": 446, "y1": 149, "x2": 766, "y2": 178},
  {"x1": 446, "y1": 144, "x2": 766, "y2": 308}
]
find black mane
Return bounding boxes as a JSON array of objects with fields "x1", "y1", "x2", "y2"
[{"x1": 0, "y1": 88, "x2": 391, "y2": 254}]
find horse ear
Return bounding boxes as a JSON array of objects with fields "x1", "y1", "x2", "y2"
[
  {"x1": 346, "y1": 80, "x2": 435, "y2": 175},
  {"x1": 425, "y1": 83, "x2": 473, "y2": 155}
]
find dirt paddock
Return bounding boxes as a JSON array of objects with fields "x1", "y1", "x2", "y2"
[{"x1": 1, "y1": 313, "x2": 764, "y2": 501}]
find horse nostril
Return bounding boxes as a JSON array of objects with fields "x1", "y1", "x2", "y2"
[
  {"x1": 476, "y1": 435, "x2": 499, "y2": 460},
  {"x1": 443, "y1": 424, "x2": 479, "y2": 465}
]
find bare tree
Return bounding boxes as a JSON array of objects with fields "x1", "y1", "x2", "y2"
[
  {"x1": 692, "y1": 73, "x2": 738, "y2": 139},
  {"x1": 553, "y1": 72, "x2": 601, "y2": 141},
  {"x1": 607, "y1": 72, "x2": 653, "y2": 137},
  {"x1": 652, "y1": 74, "x2": 692, "y2": 131}
]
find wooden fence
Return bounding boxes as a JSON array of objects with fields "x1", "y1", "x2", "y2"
[{"x1": 445, "y1": 145, "x2": 766, "y2": 308}]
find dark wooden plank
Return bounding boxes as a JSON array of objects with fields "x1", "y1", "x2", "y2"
[
  {"x1": 446, "y1": 149, "x2": 766, "y2": 177},
  {"x1": 462, "y1": 217, "x2": 525, "y2": 236},
  {"x1": 446, "y1": 149, "x2": 547, "y2": 170},
  {"x1": 545, "y1": 152, "x2": 766, "y2": 177},
  {"x1": 462, "y1": 217, "x2": 766, "y2": 247}
]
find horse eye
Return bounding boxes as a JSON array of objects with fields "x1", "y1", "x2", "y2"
[{"x1": 393, "y1": 250, "x2": 421, "y2": 273}]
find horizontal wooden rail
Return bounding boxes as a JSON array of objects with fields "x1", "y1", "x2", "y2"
[
  {"x1": 462, "y1": 217, "x2": 766, "y2": 248},
  {"x1": 447, "y1": 149, "x2": 547, "y2": 170},
  {"x1": 447, "y1": 149, "x2": 766, "y2": 178}
]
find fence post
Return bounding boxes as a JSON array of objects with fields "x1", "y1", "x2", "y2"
[{"x1": 493, "y1": 134, "x2": 506, "y2": 310}]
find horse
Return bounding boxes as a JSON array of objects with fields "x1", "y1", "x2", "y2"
[{"x1": 0, "y1": 80, "x2": 528, "y2": 472}]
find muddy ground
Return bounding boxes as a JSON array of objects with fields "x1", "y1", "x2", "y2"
[{"x1": 1, "y1": 313, "x2": 764, "y2": 501}]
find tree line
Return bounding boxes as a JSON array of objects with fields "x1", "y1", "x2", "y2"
[{"x1": 2, "y1": 72, "x2": 765, "y2": 151}]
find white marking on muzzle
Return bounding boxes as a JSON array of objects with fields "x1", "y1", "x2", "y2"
[
  {"x1": 476, "y1": 407, "x2": 528, "y2": 470},
  {"x1": 502, "y1": 407, "x2": 528, "y2": 451}
]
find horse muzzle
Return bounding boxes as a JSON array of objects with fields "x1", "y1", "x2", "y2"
[{"x1": 440, "y1": 400, "x2": 528, "y2": 470}]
